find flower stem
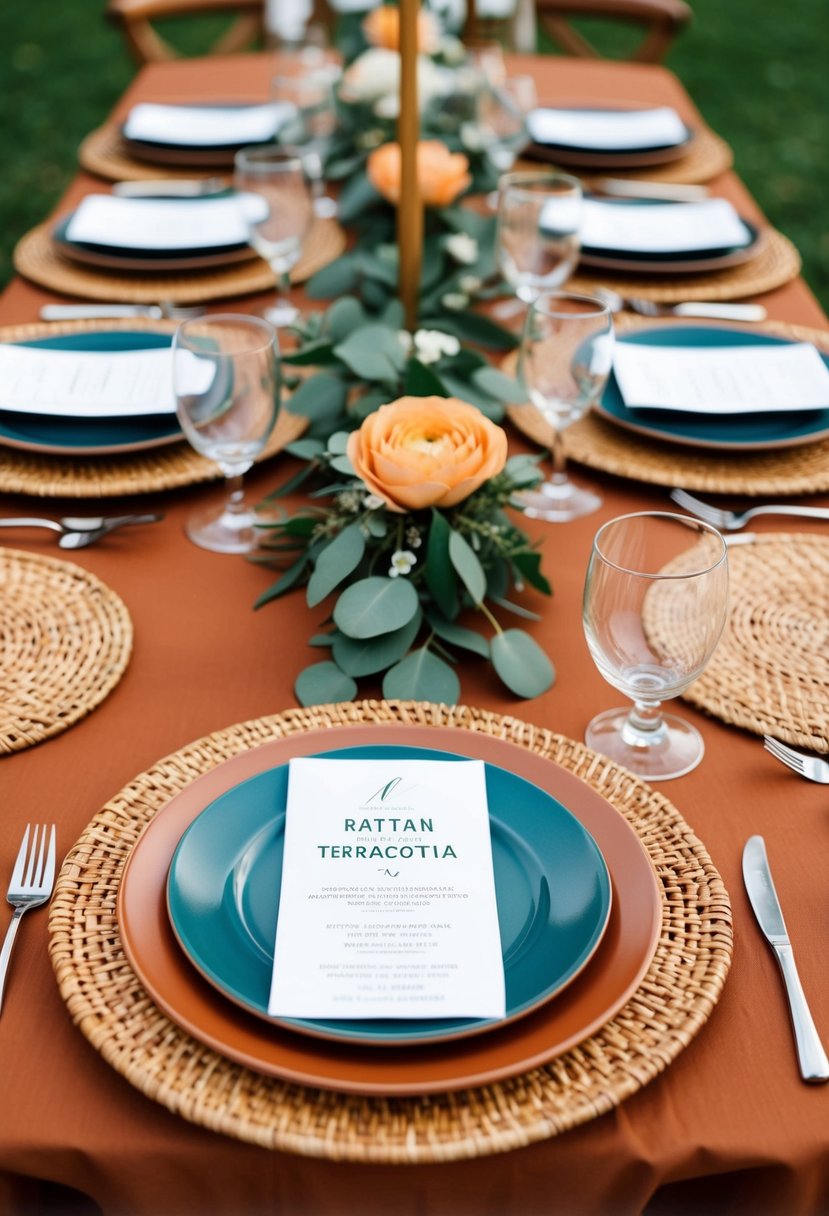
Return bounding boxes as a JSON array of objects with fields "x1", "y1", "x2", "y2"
[{"x1": 478, "y1": 599, "x2": 502, "y2": 635}]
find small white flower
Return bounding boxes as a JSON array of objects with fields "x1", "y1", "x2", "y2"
[
  {"x1": 356, "y1": 127, "x2": 386, "y2": 150},
  {"x1": 397, "y1": 330, "x2": 413, "y2": 355},
  {"x1": 341, "y1": 49, "x2": 448, "y2": 109},
  {"x1": 363, "y1": 493, "x2": 386, "y2": 510},
  {"x1": 445, "y1": 232, "x2": 479, "y2": 265},
  {"x1": 337, "y1": 489, "x2": 361, "y2": 513},
  {"x1": 406, "y1": 526, "x2": 423, "y2": 549},
  {"x1": 389, "y1": 549, "x2": 417, "y2": 578},
  {"x1": 414, "y1": 329, "x2": 461, "y2": 364},
  {"x1": 441, "y1": 291, "x2": 469, "y2": 312},
  {"x1": 460, "y1": 121, "x2": 487, "y2": 152},
  {"x1": 439, "y1": 34, "x2": 466, "y2": 65},
  {"x1": 374, "y1": 94, "x2": 400, "y2": 120},
  {"x1": 458, "y1": 273, "x2": 482, "y2": 294}
]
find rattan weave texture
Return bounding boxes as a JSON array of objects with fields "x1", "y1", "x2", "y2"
[
  {"x1": 0, "y1": 548, "x2": 132, "y2": 753},
  {"x1": 48, "y1": 701, "x2": 732, "y2": 1162}
]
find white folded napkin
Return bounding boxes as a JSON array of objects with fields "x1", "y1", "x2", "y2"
[
  {"x1": 64, "y1": 193, "x2": 267, "y2": 252},
  {"x1": 0, "y1": 346, "x2": 178, "y2": 418},
  {"x1": 613, "y1": 342, "x2": 829, "y2": 414},
  {"x1": 123, "y1": 101, "x2": 294, "y2": 147},
  {"x1": 527, "y1": 105, "x2": 688, "y2": 151},
  {"x1": 578, "y1": 198, "x2": 753, "y2": 255}
]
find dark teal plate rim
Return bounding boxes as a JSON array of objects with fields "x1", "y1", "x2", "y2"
[
  {"x1": 0, "y1": 331, "x2": 184, "y2": 456},
  {"x1": 597, "y1": 324, "x2": 829, "y2": 452},
  {"x1": 166, "y1": 745, "x2": 613, "y2": 1047}
]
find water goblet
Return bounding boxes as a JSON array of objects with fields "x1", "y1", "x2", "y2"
[
  {"x1": 233, "y1": 145, "x2": 314, "y2": 327},
  {"x1": 518, "y1": 291, "x2": 613, "y2": 522},
  {"x1": 272, "y1": 71, "x2": 340, "y2": 219},
  {"x1": 583, "y1": 511, "x2": 729, "y2": 780},
  {"x1": 496, "y1": 171, "x2": 582, "y2": 307},
  {"x1": 477, "y1": 74, "x2": 537, "y2": 174},
  {"x1": 172, "y1": 315, "x2": 280, "y2": 554}
]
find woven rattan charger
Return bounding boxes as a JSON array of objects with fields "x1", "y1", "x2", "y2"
[
  {"x1": 49, "y1": 701, "x2": 732, "y2": 1163},
  {"x1": 0, "y1": 548, "x2": 132, "y2": 754},
  {"x1": 507, "y1": 320, "x2": 829, "y2": 497},
  {"x1": 0, "y1": 319, "x2": 307, "y2": 498}
]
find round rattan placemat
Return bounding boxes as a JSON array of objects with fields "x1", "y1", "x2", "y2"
[
  {"x1": 0, "y1": 319, "x2": 308, "y2": 498},
  {"x1": 570, "y1": 227, "x2": 800, "y2": 303},
  {"x1": 522, "y1": 125, "x2": 732, "y2": 187},
  {"x1": 648, "y1": 536, "x2": 829, "y2": 753},
  {"x1": 79, "y1": 122, "x2": 233, "y2": 182},
  {"x1": 48, "y1": 700, "x2": 732, "y2": 1162},
  {"x1": 0, "y1": 548, "x2": 132, "y2": 754},
  {"x1": 13, "y1": 217, "x2": 346, "y2": 304},
  {"x1": 506, "y1": 320, "x2": 829, "y2": 496}
]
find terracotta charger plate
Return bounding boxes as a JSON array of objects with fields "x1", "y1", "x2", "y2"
[{"x1": 118, "y1": 724, "x2": 662, "y2": 1096}]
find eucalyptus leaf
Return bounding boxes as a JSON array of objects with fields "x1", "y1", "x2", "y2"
[
  {"x1": 403, "y1": 358, "x2": 447, "y2": 397},
  {"x1": 365, "y1": 514, "x2": 388, "y2": 538},
  {"x1": 287, "y1": 437, "x2": 326, "y2": 460},
  {"x1": 329, "y1": 454, "x2": 356, "y2": 475},
  {"x1": 437, "y1": 373, "x2": 504, "y2": 420},
  {"x1": 287, "y1": 374, "x2": 348, "y2": 423},
  {"x1": 333, "y1": 576, "x2": 419, "y2": 639},
  {"x1": 491, "y1": 630, "x2": 555, "y2": 697},
  {"x1": 333, "y1": 607, "x2": 423, "y2": 676},
  {"x1": 334, "y1": 325, "x2": 406, "y2": 386},
  {"x1": 425, "y1": 610, "x2": 490, "y2": 658},
  {"x1": 449, "y1": 529, "x2": 486, "y2": 605},
  {"x1": 309, "y1": 633, "x2": 336, "y2": 647},
  {"x1": 352, "y1": 388, "x2": 393, "y2": 420},
  {"x1": 254, "y1": 552, "x2": 311, "y2": 608},
  {"x1": 283, "y1": 341, "x2": 337, "y2": 367},
  {"x1": 433, "y1": 310, "x2": 519, "y2": 351},
  {"x1": 324, "y1": 297, "x2": 367, "y2": 342},
  {"x1": 306, "y1": 254, "x2": 359, "y2": 300},
  {"x1": 337, "y1": 171, "x2": 382, "y2": 224},
  {"x1": 361, "y1": 277, "x2": 393, "y2": 312},
  {"x1": 382, "y1": 647, "x2": 461, "y2": 705},
  {"x1": 512, "y1": 551, "x2": 553, "y2": 596},
  {"x1": 326, "y1": 431, "x2": 350, "y2": 455},
  {"x1": 472, "y1": 366, "x2": 528, "y2": 404},
  {"x1": 489, "y1": 595, "x2": 543, "y2": 622},
  {"x1": 295, "y1": 661, "x2": 358, "y2": 708},
  {"x1": 381, "y1": 299, "x2": 405, "y2": 329},
  {"x1": 307, "y1": 524, "x2": 366, "y2": 607},
  {"x1": 424, "y1": 509, "x2": 458, "y2": 619}
]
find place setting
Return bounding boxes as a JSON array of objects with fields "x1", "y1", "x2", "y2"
[{"x1": 49, "y1": 699, "x2": 731, "y2": 1160}]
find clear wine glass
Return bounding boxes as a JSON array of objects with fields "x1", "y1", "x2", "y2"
[
  {"x1": 233, "y1": 145, "x2": 314, "y2": 327},
  {"x1": 172, "y1": 315, "x2": 280, "y2": 554},
  {"x1": 272, "y1": 71, "x2": 340, "y2": 219},
  {"x1": 582, "y1": 511, "x2": 729, "y2": 780},
  {"x1": 518, "y1": 291, "x2": 613, "y2": 522},
  {"x1": 477, "y1": 74, "x2": 537, "y2": 175},
  {"x1": 496, "y1": 171, "x2": 582, "y2": 306}
]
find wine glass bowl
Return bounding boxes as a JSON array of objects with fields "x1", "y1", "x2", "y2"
[
  {"x1": 173, "y1": 314, "x2": 280, "y2": 554},
  {"x1": 518, "y1": 291, "x2": 613, "y2": 522},
  {"x1": 272, "y1": 71, "x2": 340, "y2": 219},
  {"x1": 582, "y1": 511, "x2": 729, "y2": 780},
  {"x1": 497, "y1": 171, "x2": 582, "y2": 304},
  {"x1": 476, "y1": 74, "x2": 537, "y2": 175},
  {"x1": 233, "y1": 145, "x2": 314, "y2": 327}
]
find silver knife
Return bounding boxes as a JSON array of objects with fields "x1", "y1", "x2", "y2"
[
  {"x1": 742, "y1": 835, "x2": 829, "y2": 1083},
  {"x1": 112, "y1": 177, "x2": 227, "y2": 199}
]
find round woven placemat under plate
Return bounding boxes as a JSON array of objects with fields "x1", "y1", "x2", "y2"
[
  {"x1": 0, "y1": 548, "x2": 132, "y2": 754},
  {"x1": 521, "y1": 124, "x2": 732, "y2": 187},
  {"x1": 570, "y1": 226, "x2": 799, "y2": 304},
  {"x1": 48, "y1": 700, "x2": 732, "y2": 1163},
  {"x1": 0, "y1": 318, "x2": 308, "y2": 498},
  {"x1": 79, "y1": 122, "x2": 233, "y2": 183},
  {"x1": 13, "y1": 217, "x2": 346, "y2": 304},
  {"x1": 506, "y1": 320, "x2": 829, "y2": 496},
  {"x1": 648, "y1": 536, "x2": 829, "y2": 754}
]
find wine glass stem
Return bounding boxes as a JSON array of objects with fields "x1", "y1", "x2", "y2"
[
  {"x1": 623, "y1": 699, "x2": 666, "y2": 748},
  {"x1": 550, "y1": 428, "x2": 567, "y2": 484},
  {"x1": 224, "y1": 474, "x2": 246, "y2": 514}
]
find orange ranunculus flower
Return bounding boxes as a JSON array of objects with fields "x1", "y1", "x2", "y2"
[
  {"x1": 367, "y1": 140, "x2": 471, "y2": 208},
  {"x1": 346, "y1": 396, "x2": 509, "y2": 513},
  {"x1": 362, "y1": 5, "x2": 440, "y2": 53}
]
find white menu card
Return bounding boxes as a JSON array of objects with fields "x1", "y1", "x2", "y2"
[
  {"x1": 613, "y1": 342, "x2": 829, "y2": 414},
  {"x1": 268, "y1": 758, "x2": 506, "y2": 1020},
  {"x1": 123, "y1": 102, "x2": 293, "y2": 147},
  {"x1": 65, "y1": 194, "x2": 267, "y2": 252},
  {"x1": 0, "y1": 345, "x2": 178, "y2": 418},
  {"x1": 579, "y1": 198, "x2": 752, "y2": 254},
  {"x1": 527, "y1": 105, "x2": 687, "y2": 150}
]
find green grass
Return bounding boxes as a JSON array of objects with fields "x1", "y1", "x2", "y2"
[{"x1": 0, "y1": 0, "x2": 826, "y2": 307}]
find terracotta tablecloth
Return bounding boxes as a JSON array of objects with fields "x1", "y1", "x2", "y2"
[{"x1": 0, "y1": 53, "x2": 827, "y2": 1216}]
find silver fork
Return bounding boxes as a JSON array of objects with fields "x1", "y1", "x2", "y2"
[
  {"x1": 670, "y1": 488, "x2": 829, "y2": 531},
  {"x1": 0, "y1": 824, "x2": 57, "y2": 1016},
  {"x1": 39, "y1": 301, "x2": 204, "y2": 322},
  {"x1": 595, "y1": 288, "x2": 766, "y2": 323},
  {"x1": 764, "y1": 736, "x2": 829, "y2": 784}
]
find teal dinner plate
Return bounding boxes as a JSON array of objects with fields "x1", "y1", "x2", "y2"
[
  {"x1": 167, "y1": 745, "x2": 612, "y2": 1046},
  {"x1": 597, "y1": 325, "x2": 829, "y2": 452},
  {"x1": 0, "y1": 331, "x2": 184, "y2": 456}
]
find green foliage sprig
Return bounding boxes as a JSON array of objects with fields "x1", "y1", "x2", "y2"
[{"x1": 256, "y1": 443, "x2": 555, "y2": 708}]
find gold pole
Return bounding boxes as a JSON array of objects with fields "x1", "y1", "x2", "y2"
[
  {"x1": 463, "y1": 0, "x2": 478, "y2": 43},
  {"x1": 398, "y1": 0, "x2": 423, "y2": 332}
]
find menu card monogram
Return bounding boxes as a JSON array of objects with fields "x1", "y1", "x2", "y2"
[{"x1": 268, "y1": 758, "x2": 506, "y2": 1020}]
